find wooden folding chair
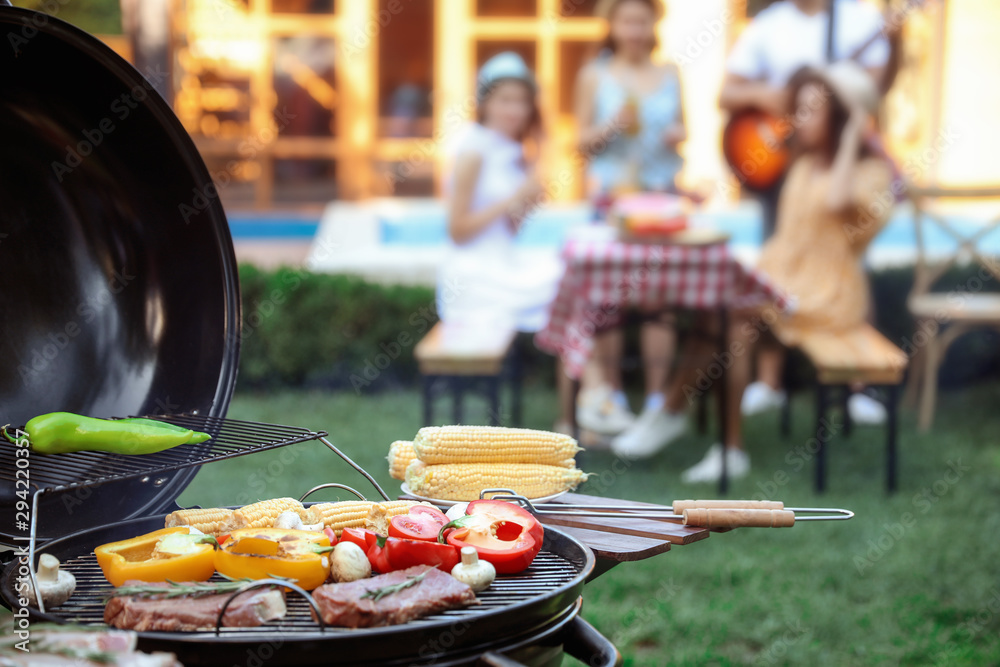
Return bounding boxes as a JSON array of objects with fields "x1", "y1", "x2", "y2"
[{"x1": 905, "y1": 185, "x2": 1000, "y2": 431}]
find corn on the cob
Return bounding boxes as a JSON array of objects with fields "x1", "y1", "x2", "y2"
[
  {"x1": 222, "y1": 497, "x2": 304, "y2": 532},
  {"x1": 412, "y1": 426, "x2": 581, "y2": 467},
  {"x1": 387, "y1": 440, "x2": 417, "y2": 480},
  {"x1": 405, "y1": 460, "x2": 588, "y2": 501},
  {"x1": 164, "y1": 507, "x2": 233, "y2": 535},
  {"x1": 311, "y1": 501, "x2": 376, "y2": 535},
  {"x1": 365, "y1": 500, "x2": 431, "y2": 534},
  {"x1": 309, "y1": 500, "x2": 428, "y2": 536}
]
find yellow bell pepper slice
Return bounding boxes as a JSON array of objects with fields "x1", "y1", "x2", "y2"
[
  {"x1": 95, "y1": 527, "x2": 218, "y2": 587},
  {"x1": 214, "y1": 528, "x2": 332, "y2": 590}
]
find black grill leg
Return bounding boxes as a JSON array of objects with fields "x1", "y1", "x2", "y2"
[
  {"x1": 422, "y1": 375, "x2": 434, "y2": 426},
  {"x1": 886, "y1": 384, "x2": 900, "y2": 493},
  {"x1": 815, "y1": 384, "x2": 828, "y2": 493}
]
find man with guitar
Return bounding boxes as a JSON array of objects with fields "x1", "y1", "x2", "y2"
[
  {"x1": 721, "y1": 0, "x2": 893, "y2": 231},
  {"x1": 719, "y1": 0, "x2": 898, "y2": 420}
]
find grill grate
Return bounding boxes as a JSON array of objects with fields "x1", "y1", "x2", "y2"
[
  {"x1": 0, "y1": 415, "x2": 328, "y2": 494},
  {"x1": 40, "y1": 549, "x2": 582, "y2": 637}
]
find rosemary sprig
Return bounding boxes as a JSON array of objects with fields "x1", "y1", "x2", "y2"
[
  {"x1": 104, "y1": 576, "x2": 292, "y2": 602},
  {"x1": 360, "y1": 569, "x2": 431, "y2": 602}
]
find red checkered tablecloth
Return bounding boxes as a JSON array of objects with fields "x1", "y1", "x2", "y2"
[{"x1": 535, "y1": 237, "x2": 790, "y2": 379}]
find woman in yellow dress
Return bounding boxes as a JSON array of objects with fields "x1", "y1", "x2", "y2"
[{"x1": 676, "y1": 61, "x2": 894, "y2": 483}]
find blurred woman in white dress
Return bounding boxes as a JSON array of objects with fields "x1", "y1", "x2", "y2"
[{"x1": 437, "y1": 52, "x2": 563, "y2": 337}]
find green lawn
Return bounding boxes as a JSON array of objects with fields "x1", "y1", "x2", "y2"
[{"x1": 177, "y1": 381, "x2": 1000, "y2": 666}]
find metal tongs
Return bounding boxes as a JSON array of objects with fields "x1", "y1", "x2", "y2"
[{"x1": 478, "y1": 489, "x2": 854, "y2": 528}]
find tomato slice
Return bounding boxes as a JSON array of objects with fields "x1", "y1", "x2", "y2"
[
  {"x1": 389, "y1": 506, "x2": 448, "y2": 541},
  {"x1": 323, "y1": 526, "x2": 338, "y2": 546},
  {"x1": 340, "y1": 527, "x2": 375, "y2": 551},
  {"x1": 384, "y1": 536, "x2": 460, "y2": 572}
]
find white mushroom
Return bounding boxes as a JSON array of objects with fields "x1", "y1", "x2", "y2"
[
  {"x1": 329, "y1": 542, "x2": 371, "y2": 583},
  {"x1": 445, "y1": 503, "x2": 469, "y2": 522},
  {"x1": 274, "y1": 510, "x2": 324, "y2": 532},
  {"x1": 450, "y1": 547, "x2": 495, "y2": 592},
  {"x1": 30, "y1": 554, "x2": 76, "y2": 608}
]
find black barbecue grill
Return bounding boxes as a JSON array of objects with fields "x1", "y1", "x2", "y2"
[
  {"x1": 0, "y1": 4, "x2": 623, "y2": 663},
  {"x1": 0, "y1": 418, "x2": 614, "y2": 666}
]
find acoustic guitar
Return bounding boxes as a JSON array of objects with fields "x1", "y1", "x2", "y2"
[{"x1": 721, "y1": 1, "x2": 912, "y2": 193}]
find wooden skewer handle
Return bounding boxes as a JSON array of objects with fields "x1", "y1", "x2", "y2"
[
  {"x1": 673, "y1": 499, "x2": 784, "y2": 512},
  {"x1": 682, "y1": 508, "x2": 796, "y2": 528}
]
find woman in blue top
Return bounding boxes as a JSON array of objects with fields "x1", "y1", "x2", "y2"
[{"x1": 573, "y1": 0, "x2": 688, "y2": 457}]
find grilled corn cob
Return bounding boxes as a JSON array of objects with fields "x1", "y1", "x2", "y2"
[
  {"x1": 387, "y1": 440, "x2": 417, "y2": 480},
  {"x1": 405, "y1": 460, "x2": 588, "y2": 501},
  {"x1": 412, "y1": 426, "x2": 581, "y2": 467},
  {"x1": 221, "y1": 497, "x2": 304, "y2": 532},
  {"x1": 310, "y1": 500, "x2": 428, "y2": 536},
  {"x1": 164, "y1": 507, "x2": 233, "y2": 535},
  {"x1": 310, "y1": 501, "x2": 375, "y2": 535}
]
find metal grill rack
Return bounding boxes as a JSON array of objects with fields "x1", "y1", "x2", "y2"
[
  {"x1": 0, "y1": 415, "x2": 329, "y2": 493},
  {"x1": 29, "y1": 549, "x2": 582, "y2": 633},
  {"x1": 4, "y1": 413, "x2": 391, "y2": 613}
]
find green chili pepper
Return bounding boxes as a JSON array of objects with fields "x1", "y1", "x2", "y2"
[{"x1": 1, "y1": 412, "x2": 211, "y2": 456}]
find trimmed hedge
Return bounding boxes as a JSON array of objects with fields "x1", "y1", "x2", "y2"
[
  {"x1": 236, "y1": 264, "x2": 999, "y2": 391},
  {"x1": 237, "y1": 266, "x2": 436, "y2": 390}
]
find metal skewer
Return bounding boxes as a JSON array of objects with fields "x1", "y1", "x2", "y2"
[{"x1": 478, "y1": 489, "x2": 854, "y2": 528}]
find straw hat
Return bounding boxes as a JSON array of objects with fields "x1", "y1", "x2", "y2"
[
  {"x1": 808, "y1": 61, "x2": 880, "y2": 116},
  {"x1": 476, "y1": 52, "x2": 536, "y2": 103},
  {"x1": 594, "y1": 0, "x2": 665, "y2": 21}
]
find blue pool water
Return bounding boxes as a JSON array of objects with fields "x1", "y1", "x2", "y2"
[
  {"x1": 228, "y1": 214, "x2": 320, "y2": 240},
  {"x1": 379, "y1": 206, "x2": 1000, "y2": 255},
  {"x1": 228, "y1": 206, "x2": 1000, "y2": 259}
]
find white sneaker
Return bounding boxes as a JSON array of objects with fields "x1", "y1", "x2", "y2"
[
  {"x1": 576, "y1": 385, "x2": 636, "y2": 435},
  {"x1": 848, "y1": 393, "x2": 887, "y2": 425},
  {"x1": 741, "y1": 381, "x2": 786, "y2": 416},
  {"x1": 681, "y1": 444, "x2": 750, "y2": 483},
  {"x1": 610, "y1": 408, "x2": 687, "y2": 459}
]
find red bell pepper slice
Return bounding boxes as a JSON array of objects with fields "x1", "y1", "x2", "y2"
[
  {"x1": 384, "y1": 536, "x2": 460, "y2": 571},
  {"x1": 439, "y1": 500, "x2": 544, "y2": 574}
]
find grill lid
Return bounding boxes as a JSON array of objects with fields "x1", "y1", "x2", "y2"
[{"x1": 0, "y1": 5, "x2": 240, "y2": 543}]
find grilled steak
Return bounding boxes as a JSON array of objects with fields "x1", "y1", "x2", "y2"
[
  {"x1": 312, "y1": 565, "x2": 478, "y2": 628},
  {"x1": 104, "y1": 580, "x2": 286, "y2": 631}
]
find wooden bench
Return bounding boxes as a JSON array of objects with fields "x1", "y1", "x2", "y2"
[
  {"x1": 414, "y1": 322, "x2": 522, "y2": 426},
  {"x1": 778, "y1": 324, "x2": 909, "y2": 493}
]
